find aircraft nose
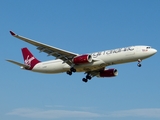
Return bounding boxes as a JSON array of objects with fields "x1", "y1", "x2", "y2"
[{"x1": 152, "y1": 48, "x2": 157, "y2": 54}]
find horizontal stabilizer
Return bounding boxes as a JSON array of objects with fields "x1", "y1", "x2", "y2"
[{"x1": 6, "y1": 59, "x2": 30, "y2": 69}]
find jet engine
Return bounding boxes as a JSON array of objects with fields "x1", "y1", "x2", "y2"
[
  {"x1": 72, "y1": 54, "x2": 92, "y2": 64},
  {"x1": 99, "y1": 69, "x2": 118, "y2": 77}
]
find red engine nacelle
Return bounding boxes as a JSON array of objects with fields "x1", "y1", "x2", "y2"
[
  {"x1": 72, "y1": 54, "x2": 92, "y2": 64},
  {"x1": 99, "y1": 69, "x2": 118, "y2": 77}
]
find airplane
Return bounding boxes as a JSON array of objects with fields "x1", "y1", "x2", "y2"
[{"x1": 7, "y1": 31, "x2": 157, "y2": 82}]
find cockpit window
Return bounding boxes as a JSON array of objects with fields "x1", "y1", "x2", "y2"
[{"x1": 146, "y1": 46, "x2": 151, "y2": 49}]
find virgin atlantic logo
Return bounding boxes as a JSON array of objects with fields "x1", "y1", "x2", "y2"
[{"x1": 25, "y1": 55, "x2": 35, "y2": 66}]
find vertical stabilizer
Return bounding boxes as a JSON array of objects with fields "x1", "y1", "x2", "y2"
[{"x1": 21, "y1": 48, "x2": 40, "y2": 69}]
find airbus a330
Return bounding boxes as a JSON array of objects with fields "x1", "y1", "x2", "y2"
[{"x1": 7, "y1": 31, "x2": 157, "y2": 82}]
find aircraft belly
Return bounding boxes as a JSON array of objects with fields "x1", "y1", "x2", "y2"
[{"x1": 32, "y1": 62, "x2": 66, "y2": 74}]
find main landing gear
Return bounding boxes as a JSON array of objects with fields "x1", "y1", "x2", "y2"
[
  {"x1": 66, "y1": 67, "x2": 76, "y2": 75},
  {"x1": 82, "y1": 74, "x2": 92, "y2": 83},
  {"x1": 137, "y1": 59, "x2": 142, "y2": 67},
  {"x1": 70, "y1": 67, "x2": 76, "y2": 72},
  {"x1": 66, "y1": 68, "x2": 92, "y2": 83}
]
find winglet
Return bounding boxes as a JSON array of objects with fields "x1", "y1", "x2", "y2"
[{"x1": 10, "y1": 31, "x2": 16, "y2": 36}]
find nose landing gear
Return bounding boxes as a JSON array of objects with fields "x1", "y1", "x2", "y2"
[{"x1": 137, "y1": 59, "x2": 142, "y2": 67}]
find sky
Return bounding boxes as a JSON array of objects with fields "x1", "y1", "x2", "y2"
[{"x1": 1, "y1": 0, "x2": 160, "y2": 120}]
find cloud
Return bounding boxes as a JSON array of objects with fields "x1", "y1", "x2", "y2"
[
  {"x1": 7, "y1": 108, "x2": 101, "y2": 119},
  {"x1": 106, "y1": 108, "x2": 160, "y2": 118},
  {"x1": 7, "y1": 108, "x2": 160, "y2": 119}
]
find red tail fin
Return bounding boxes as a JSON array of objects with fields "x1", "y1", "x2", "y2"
[{"x1": 21, "y1": 48, "x2": 40, "y2": 69}]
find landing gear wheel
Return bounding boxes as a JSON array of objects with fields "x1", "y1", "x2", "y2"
[
  {"x1": 66, "y1": 71, "x2": 72, "y2": 75},
  {"x1": 70, "y1": 67, "x2": 76, "y2": 72},
  {"x1": 82, "y1": 78, "x2": 88, "y2": 83},
  {"x1": 86, "y1": 75, "x2": 92, "y2": 80},
  {"x1": 137, "y1": 59, "x2": 142, "y2": 67},
  {"x1": 137, "y1": 63, "x2": 142, "y2": 67}
]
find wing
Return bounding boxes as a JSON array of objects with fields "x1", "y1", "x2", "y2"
[
  {"x1": 9, "y1": 31, "x2": 79, "y2": 66},
  {"x1": 6, "y1": 59, "x2": 30, "y2": 69}
]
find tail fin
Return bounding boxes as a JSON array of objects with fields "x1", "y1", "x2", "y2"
[{"x1": 21, "y1": 48, "x2": 40, "y2": 69}]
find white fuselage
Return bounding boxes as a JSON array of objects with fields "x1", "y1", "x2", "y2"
[{"x1": 31, "y1": 46, "x2": 157, "y2": 74}]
